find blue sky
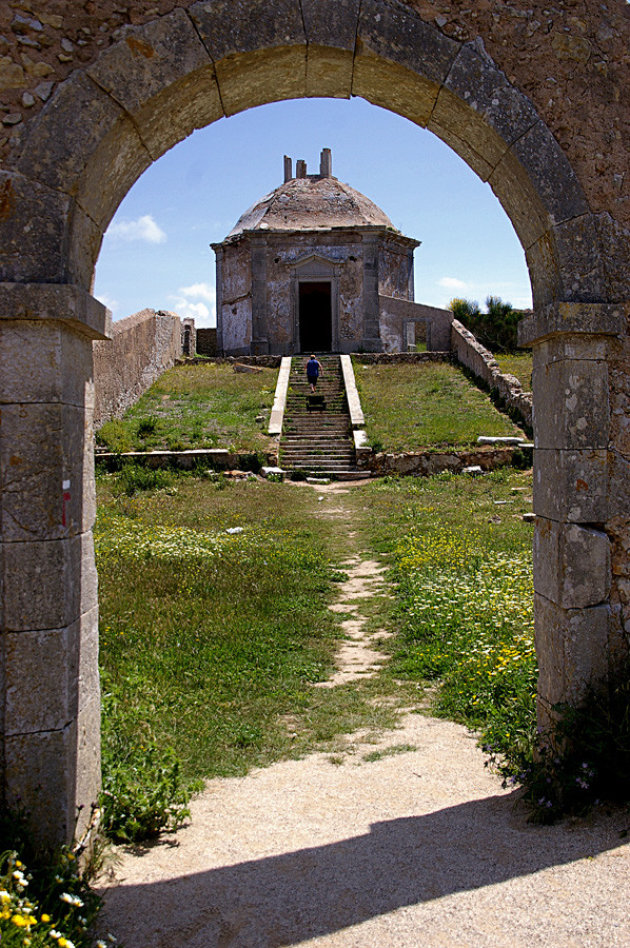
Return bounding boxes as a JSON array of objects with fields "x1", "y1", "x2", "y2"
[{"x1": 94, "y1": 96, "x2": 532, "y2": 327}]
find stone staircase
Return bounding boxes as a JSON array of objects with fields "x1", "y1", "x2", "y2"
[{"x1": 279, "y1": 355, "x2": 365, "y2": 478}]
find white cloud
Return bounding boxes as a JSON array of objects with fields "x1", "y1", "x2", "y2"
[
  {"x1": 179, "y1": 282, "x2": 216, "y2": 304},
  {"x1": 169, "y1": 283, "x2": 216, "y2": 327},
  {"x1": 438, "y1": 276, "x2": 469, "y2": 290},
  {"x1": 105, "y1": 214, "x2": 167, "y2": 244}
]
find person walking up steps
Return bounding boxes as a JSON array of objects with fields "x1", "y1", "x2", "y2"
[{"x1": 306, "y1": 354, "x2": 323, "y2": 393}]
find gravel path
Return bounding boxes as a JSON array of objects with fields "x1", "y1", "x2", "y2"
[
  {"x1": 97, "y1": 484, "x2": 630, "y2": 946},
  {"x1": 98, "y1": 714, "x2": 630, "y2": 947}
]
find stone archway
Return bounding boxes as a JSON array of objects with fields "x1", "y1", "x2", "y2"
[{"x1": 0, "y1": 0, "x2": 627, "y2": 847}]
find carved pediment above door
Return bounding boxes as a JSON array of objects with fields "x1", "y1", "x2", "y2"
[{"x1": 290, "y1": 253, "x2": 342, "y2": 280}]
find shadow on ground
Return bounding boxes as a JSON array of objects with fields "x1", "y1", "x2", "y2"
[{"x1": 99, "y1": 791, "x2": 628, "y2": 947}]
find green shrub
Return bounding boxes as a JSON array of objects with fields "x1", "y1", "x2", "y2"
[
  {"x1": 100, "y1": 684, "x2": 201, "y2": 844},
  {"x1": 136, "y1": 416, "x2": 158, "y2": 439},
  {"x1": 115, "y1": 464, "x2": 173, "y2": 496},
  {"x1": 450, "y1": 295, "x2": 528, "y2": 353},
  {"x1": 95, "y1": 420, "x2": 134, "y2": 454},
  {"x1": 489, "y1": 662, "x2": 630, "y2": 823}
]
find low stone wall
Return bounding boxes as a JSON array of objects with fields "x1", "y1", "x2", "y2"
[
  {"x1": 351, "y1": 351, "x2": 449, "y2": 364},
  {"x1": 451, "y1": 319, "x2": 533, "y2": 429},
  {"x1": 179, "y1": 354, "x2": 282, "y2": 368},
  {"x1": 362, "y1": 444, "x2": 532, "y2": 476},
  {"x1": 95, "y1": 448, "x2": 272, "y2": 472},
  {"x1": 93, "y1": 309, "x2": 181, "y2": 427},
  {"x1": 378, "y1": 296, "x2": 453, "y2": 352}
]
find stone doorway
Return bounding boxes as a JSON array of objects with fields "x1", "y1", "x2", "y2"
[
  {"x1": 299, "y1": 281, "x2": 333, "y2": 352},
  {"x1": 0, "y1": 0, "x2": 626, "y2": 848}
]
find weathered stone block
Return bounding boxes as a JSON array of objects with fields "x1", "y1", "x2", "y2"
[
  {"x1": 552, "y1": 214, "x2": 608, "y2": 302},
  {"x1": 190, "y1": 0, "x2": 305, "y2": 60},
  {"x1": 87, "y1": 11, "x2": 211, "y2": 118},
  {"x1": 214, "y1": 47, "x2": 307, "y2": 116},
  {"x1": 76, "y1": 114, "x2": 152, "y2": 231},
  {"x1": 0, "y1": 173, "x2": 71, "y2": 285},
  {"x1": 1, "y1": 403, "x2": 96, "y2": 541},
  {"x1": 430, "y1": 42, "x2": 539, "y2": 174},
  {"x1": 533, "y1": 448, "x2": 608, "y2": 523},
  {"x1": 5, "y1": 625, "x2": 78, "y2": 735},
  {"x1": 135, "y1": 66, "x2": 224, "y2": 159},
  {"x1": 88, "y1": 12, "x2": 223, "y2": 161},
  {"x1": 2, "y1": 534, "x2": 97, "y2": 632},
  {"x1": 519, "y1": 302, "x2": 626, "y2": 347},
  {"x1": 353, "y1": 0, "x2": 459, "y2": 127},
  {"x1": 532, "y1": 358, "x2": 609, "y2": 450},
  {"x1": 535, "y1": 594, "x2": 610, "y2": 709},
  {"x1": 534, "y1": 519, "x2": 611, "y2": 609},
  {"x1": 68, "y1": 207, "x2": 108, "y2": 292},
  {"x1": 0, "y1": 320, "x2": 95, "y2": 407},
  {"x1": 508, "y1": 122, "x2": 589, "y2": 227},
  {"x1": 357, "y1": 0, "x2": 457, "y2": 84},
  {"x1": 16, "y1": 71, "x2": 126, "y2": 196},
  {"x1": 306, "y1": 45, "x2": 353, "y2": 98},
  {"x1": 5, "y1": 722, "x2": 77, "y2": 846},
  {"x1": 488, "y1": 146, "x2": 550, "y2": 250},
  {"x1": 608, "y1": 451, "x2": 630, "y2": 523},
  {"x1": 302, "y1": 0, "x2": 360, "y2": 50},
  {"x1": 0, "y1": 283, "x2": 108, "y2": 340},
  {"x1": 74, "y1": 695, "x2": 101, "y2": 843},
  {"x1": 524, "y1": 230, "x2": 558, "y2": 310}
]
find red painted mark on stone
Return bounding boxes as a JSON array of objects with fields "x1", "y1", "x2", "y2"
[
  {"x1": 576, "y1": 479, "x2": 589, "y2": 492},
  {"x1": 62, "y1": 491, "x2": 71, "y2": 527}
]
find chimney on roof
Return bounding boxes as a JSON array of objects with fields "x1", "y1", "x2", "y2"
[
  {"x1": 283, "y1": 155, "x2": 292, "y2": 182},
  {"x1": 320, "y1": 148, "x2": 332, "y2": 177},
  {"x1": 296, "y1": 159, "x2": 307, "y2": 178}
]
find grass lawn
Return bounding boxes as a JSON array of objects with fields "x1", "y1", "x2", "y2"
[
  {"x1": 342, "y1": 469, "x2": 536, "y2": 781},
  {"x1": 494, "y1": 352, "x2": 533, "y2": 390},
  {"x1": 96, "y1": 473, "x2": 400, "y2": 792},
  {"x1": 352, "y1": 360, "x2": 525, "y2": 452},
  {"x1": 96, "y1": 362, "x2": 277, "y2": 454}
]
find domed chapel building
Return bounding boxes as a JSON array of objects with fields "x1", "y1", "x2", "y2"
[{"x1": 211, "y1": 149, "x2": 423, "y2": 355}]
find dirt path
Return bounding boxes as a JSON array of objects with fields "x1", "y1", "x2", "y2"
[{"x1": 97, "y1": 484, "x2": 630, "y2": 947}]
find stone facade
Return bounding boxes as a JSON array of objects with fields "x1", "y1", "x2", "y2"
[
  {"x1": 0, "y1": 0, "x2": 628, "y2": 847},
  {"x1": 213, "y1": 151, "x2": 419, "y2": 355}
]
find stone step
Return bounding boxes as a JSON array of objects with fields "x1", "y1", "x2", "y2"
[{"x1": 280, "y1": 354, "x2": 359, "y2": 475}]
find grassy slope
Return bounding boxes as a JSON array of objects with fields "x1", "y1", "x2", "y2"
[
  {"x1": 352, "y1": 360, "x2": 525, "y2": 452},
  {"x1": 96, "y1": 363, "x2": 277, "y2": 454},
  {"x1": 494, "y1": 352, "x2": 533, "y2": 391}
]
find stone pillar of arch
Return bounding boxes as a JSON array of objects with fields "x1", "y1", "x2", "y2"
[
  {"x1": 0, "y1": 0, "x2": 627, "y2": 847},
  {"x1": 0, "y1": 284, "x2": 107, "y2": 845}
]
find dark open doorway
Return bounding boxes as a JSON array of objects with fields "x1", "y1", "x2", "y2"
[{"x1": 299, "y1": 281, "x2": 332, "y2": 352}]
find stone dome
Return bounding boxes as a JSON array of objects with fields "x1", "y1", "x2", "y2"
[{"x1": 225, "y1": 151, "x2": 397, "y2": 239}]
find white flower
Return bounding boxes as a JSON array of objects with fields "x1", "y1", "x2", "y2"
[{"x1": 59, "y1": 892, "x2": 83, "y2": 907}]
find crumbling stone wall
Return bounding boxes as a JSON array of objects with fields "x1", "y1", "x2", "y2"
[
  {"x1": 93, "y1": 308, "x2": 181, "y2": 427},
  {"x1": 452, "y1": 319, "x2": 533, "y2": 429},
  {"x1": 0, "y1": 0, "x2": 628, "y2": 848}
]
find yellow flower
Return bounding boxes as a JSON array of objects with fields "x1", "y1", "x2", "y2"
[
  {"x1": 41, "y1": 913, "x2": 51, "y2": 922},
  {"x1": 12, "y1": 914, "x2": 28, "y2": 927}
]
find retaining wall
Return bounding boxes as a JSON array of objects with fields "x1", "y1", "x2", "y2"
[
  {"x1": 451, "y1": 319, "x2": 533, "y2": 429},
  {"x1": 93, "y1": 308, "x2": 181, "y2": 427},
  {"x1": 363, "y1": 444, "x2": 532, "y2": 476}
]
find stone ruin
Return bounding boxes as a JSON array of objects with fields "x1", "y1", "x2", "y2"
[{"x1": 0, "y1": 0, "x2": 627, "y2": 848}]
